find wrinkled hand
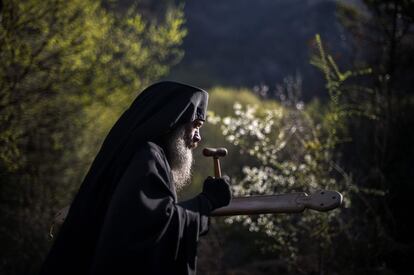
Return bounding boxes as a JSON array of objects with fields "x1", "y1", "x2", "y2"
[{"x1": 201, "y1": 176, "x2": 232, "y2": 210}]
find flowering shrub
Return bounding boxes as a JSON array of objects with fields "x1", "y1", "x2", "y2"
[{"x1": 208, "y1": 98, "x2": 351, "y2": 261}]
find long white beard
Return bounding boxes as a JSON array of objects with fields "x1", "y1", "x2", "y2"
[{"x1": 165, "y1": 125, "x2": 193, "y2": 191}]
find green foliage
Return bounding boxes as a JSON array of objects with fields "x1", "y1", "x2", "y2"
[
  {"x1": 0, "y1": 1, "x2": 186, "y2": 273},
  {"x1": 310, "y1": 33, "x2": 372, "y2": 148}
]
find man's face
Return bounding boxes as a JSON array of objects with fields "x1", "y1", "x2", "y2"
[
  {"x1": 184, "y1": 119, "x2": 204, "y2": 149},
  {"x1": 165, "y1": 119, "x2": 204, "y2": 190}
]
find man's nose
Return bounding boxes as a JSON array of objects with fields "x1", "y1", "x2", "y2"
[{"x1": 193, "y1": 131, "x2": 201, "y2": 143}]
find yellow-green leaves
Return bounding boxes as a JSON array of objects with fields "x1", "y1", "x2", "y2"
[{"x1": 0, "y1": 1, "x2": 186, "y2": 273}]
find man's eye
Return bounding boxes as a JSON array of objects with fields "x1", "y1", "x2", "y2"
[{"x1": 192, "y1": 120, "x2": 203, "y2": 129}]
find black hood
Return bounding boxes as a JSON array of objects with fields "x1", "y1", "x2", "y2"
[
  {"x1": 81, "y1": 81, "x2": 208, "y2": 205},
  {"x1": 93, "y1": 80, "x2": 208, "y2": 180}
]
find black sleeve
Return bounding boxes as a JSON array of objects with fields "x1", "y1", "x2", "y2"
[
  {"x1": 178, "y1": 193, "x2": 211, "y2": 236},
  {"x1": 89, "y1": 143, "x2": 208, "y2": 275}
]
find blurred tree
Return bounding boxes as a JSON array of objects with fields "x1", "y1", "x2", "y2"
[
  {"x1": 0, "y1": 0, "x2": 185, "y2": 274},
  {"x1": 337, "y1": 1, "x2": 414, "y2": 272}
]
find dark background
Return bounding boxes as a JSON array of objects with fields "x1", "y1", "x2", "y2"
[{"x1": 168, "y1": 0, "x2": 352, "y2": 100}]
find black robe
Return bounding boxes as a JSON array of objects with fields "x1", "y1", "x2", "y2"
[
  {"x1": 90, "y1": 141, "x2": 209, "y2": 274},
  {"x1": 40, "y1": 81, "x2": 210, "y2": 275}
]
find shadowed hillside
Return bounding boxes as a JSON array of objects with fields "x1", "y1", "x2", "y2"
[{"x1": 168, "y1": 0, "x2": 353, "y2": 100}]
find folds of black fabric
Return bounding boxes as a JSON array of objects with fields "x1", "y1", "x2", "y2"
[{"x1": 90, "y1": 142, "x2": 209, "y2": 274}]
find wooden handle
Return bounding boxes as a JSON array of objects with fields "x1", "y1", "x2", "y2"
[
  {"x1": 211, "y1": 190, "x2": 343, "y2": 216},
  {"x1": 213, "y1": 157, "x2": 221, "y2": 178}
]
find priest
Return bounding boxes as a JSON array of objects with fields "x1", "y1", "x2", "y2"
[{"x1": 40, "y1": 81, "x2": 232, "y2": 275}]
